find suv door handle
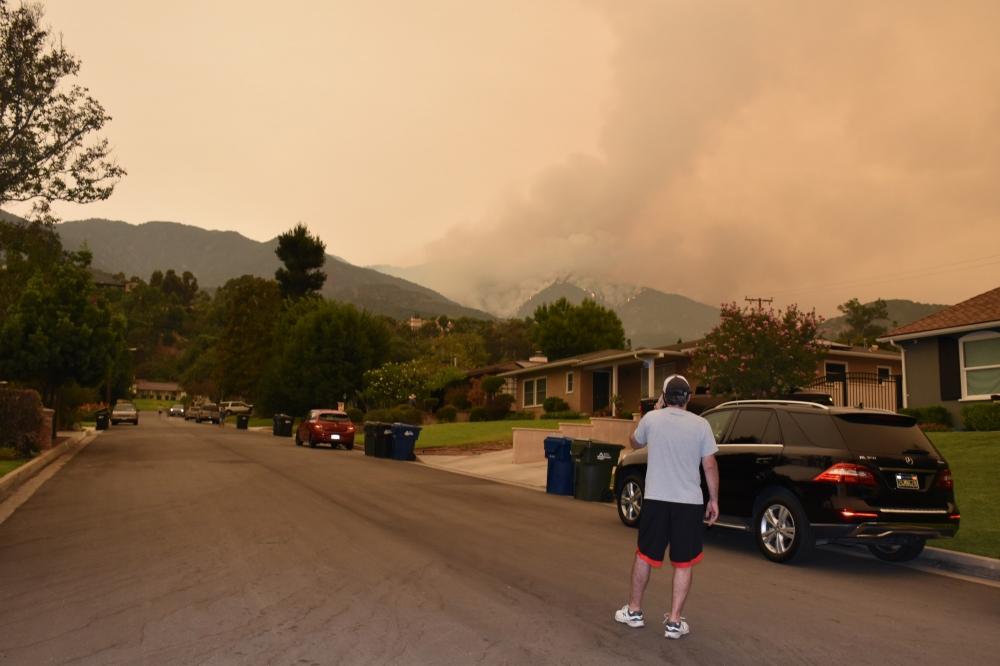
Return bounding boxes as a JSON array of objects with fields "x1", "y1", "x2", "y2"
[{"x1": 755, "y1": 457, "x2": 774, "y2": 464}]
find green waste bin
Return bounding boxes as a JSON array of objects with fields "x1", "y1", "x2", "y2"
[
  {"x1": 273, "y1": 413, "x2": 293, "y2": 437},
  {"x1": 373, "y1": 423, "x2": 394, "y2": 458},
  {"x1": 363, "y1": 422, "x2": 381, "y2": 457},
  {"x1": 572, "y1": 440, "x2": 624, "y2": 502}
]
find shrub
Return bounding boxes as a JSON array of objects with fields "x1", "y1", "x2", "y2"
[
  {"x1": 918, "y1": 422, "x2": 950, "y2": 432},
  {"x1": 485, "y1": 393, "x2": 515, "y2": 420},
  {"x1": 618, "y1": 410, "x2": 634, "y2": 420},
  {"x1": 481, "y1": 376, "x2": 505, "y2": 397},
  {"x1": 444, "y1": 386, "x2": 471, "y2": 410},
  {"x1": 543, "y1": 396, "x2": 570, "y2": 413},
  {"x1": 0, "y1": 447, "x2": 21, "y2": 461},
  {"x1": 435, "y1": 405, "x2": 458, "y2": 423},
  {"x1": 506, "y1": 410, "x2": 535, "y2": 420},
  {"x1": 0, "y1": 388, "x2": 43, "y2": 457},
  {"x1": 422, "y1": 397, "x2": 439, "y2": 413},
  {"x1": 540, "y1": 410, "x2": 585, "y2": 420},
  {"x1": 364, "y1": 405, "x2": 423, "y2": 425},
  {"x1": 900, "y1": 405, "x2": 953, "y2": 427},
  {"x1": 346, "y1": 407, "x2": 364, "y2": 423},
  {"x1": 469, "y1": 406, "x2": 489, "y2": 422},
  {"x1": 961, "y1": 403, "x2": 1000, "y2": 432}
]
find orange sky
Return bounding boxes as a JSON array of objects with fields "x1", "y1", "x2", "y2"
[{"x1": 13, "y1": 0, "x2": 1000, "y2": 317}]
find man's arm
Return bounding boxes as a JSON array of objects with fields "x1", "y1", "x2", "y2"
[
  {"x1": 702, "y1": 454, "x2": 719, "y2": 525},
  {"x1": 629, "y1": 433, "x2": 646, "y2": 449}
]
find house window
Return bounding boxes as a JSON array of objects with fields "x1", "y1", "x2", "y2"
[
  {"x1": 825, "y1": 362, "x2": 847, "y2": 382},
  {"x1": 566, "y1": 372, "x2": 574, "y2": 394},
  {"x1": 523, "y1": 378, "x2": 547, "y2": 407},
  {"x1": 960, "y1": 332, "x2": 1000, "y2": 399}
]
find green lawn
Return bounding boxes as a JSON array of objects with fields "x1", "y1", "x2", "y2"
[
  {"x1": 0, "y1": 459, "x2": 29, "y2": 477},
  {"x1": 927, "y1": 431, "x2": 1000, "y2": 559},
  {"x1": 132, "y1": 398, "x2": 180, "y2": 412}
]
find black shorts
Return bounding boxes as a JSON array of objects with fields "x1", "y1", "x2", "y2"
[{"x1": 637, "y1": 499, "x2": 704, "y2": 568}]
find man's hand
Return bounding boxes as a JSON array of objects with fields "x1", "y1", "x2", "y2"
[{"x1": 704, "y1": 499, "x2": 719, "y2": 526}]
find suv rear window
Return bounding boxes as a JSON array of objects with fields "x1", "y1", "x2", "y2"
[
  {"x1": 832, "y1": 413, "x2": 939, "y2": 456},
  {"x1": 318, "y1": 413, "x2": 349, "y2": 422},
  {"x1": 786, "y1": 413, "x2": 844, "y2": 448}
]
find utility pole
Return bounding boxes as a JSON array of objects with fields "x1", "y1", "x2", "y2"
[{"x1": 744, "y1": 296, "x2": 773, "y2": 310}]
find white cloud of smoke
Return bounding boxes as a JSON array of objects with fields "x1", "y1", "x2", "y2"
[{"x1": 414, "y1": 1, "x2": 1000, "y2": 317}]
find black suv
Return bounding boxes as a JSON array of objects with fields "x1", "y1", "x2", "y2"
[{"x1": 613, "y1": 400, "x2": 960, "y2": 563}]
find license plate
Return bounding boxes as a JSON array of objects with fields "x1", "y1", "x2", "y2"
[
  {"x1": 895, "y1": 473, "x2": 919, "y2": 490},
  {"x1": 330, "y1": 434, "x2": 340, "y2": 440}
]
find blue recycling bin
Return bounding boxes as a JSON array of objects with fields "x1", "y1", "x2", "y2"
[
  {"x1": 390, "y1": 422, "x2": 421, "y2": 461},
  {"x1": 544, "y1": 436, "x2": 575, "y2": 495}
]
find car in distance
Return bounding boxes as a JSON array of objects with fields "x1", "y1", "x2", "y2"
[
  {"x1": 195, "y1": 402, "x2": 221, "y2": 424},
  {"x1": 219, "y1": 400, "x2": 253, "y2": 417},
  {"x1": 168, "y1": 404, "x2": 185, "y2": 417},
  {"x1": 295, "y1": 410, "x2": 356, "y2": 449},
  {"x1": 184, "y1": 404, "x2": 200, "y2": 421},
  {"x1": 613, "y1": 400, "x2": 960, "y2": 564},
  {"x1": 110, "y1": 401, "x2": 139, "y2": 426}
]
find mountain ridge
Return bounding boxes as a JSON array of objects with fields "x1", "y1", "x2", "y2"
[{"x1": 51, "y1": 217, "x2": 492, "y2": 321}]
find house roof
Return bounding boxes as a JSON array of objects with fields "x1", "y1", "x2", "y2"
[
  {"x1": 134, "y1": 380, "x2": 182, "y2": 392},
  {"x1": 883, "y1": 286, "x2": 1000, "y2": 340},
  {"x1": 498, "y1": 347, "x2": 690, "y2": 377}
]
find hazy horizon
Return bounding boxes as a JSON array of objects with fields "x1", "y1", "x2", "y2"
[{"x1": 9, "y1": 0, "x2": 1000, "y2": 317}]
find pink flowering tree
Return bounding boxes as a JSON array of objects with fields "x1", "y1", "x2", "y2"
[{"x1": 693, "y1": 303, "x2": 825, "y2": 398}]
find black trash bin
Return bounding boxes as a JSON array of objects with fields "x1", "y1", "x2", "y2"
[
  {"x1": 543, "y1": 436, "x2": 575, "y2": 495},
  {"x1": 95, "y1": 411, "x2": 109, "y2": 431},
  {"x1": 273, "y1": 413, "x2": 293, "y2": 437},
  {"x1": 236, "y1": 414, "x2": 249, "y2": 430},
  {"x1": 390, "y1": 422, "x2": 421, "y2": 461},
  {"x1": 572, "y1": 440, "x2": 624, "y2": 502},
  {"x1": 363, "y1": 422, "x2": 380, "y2": 457},
  {"x1": 373, "y1": 423, "x2": 394, "y2": 458}
]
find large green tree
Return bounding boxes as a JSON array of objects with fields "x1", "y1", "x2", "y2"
[
  {"x1": 274, "y1": 224, "x2": 326, "y2": 299},
  {"x1": 0, "y1": 249, "x2": 125, "y2": 406},
  {"x1": 213, "y1": 275, "x2": 283, "y2": 400},
  {"x1": 531, "y1": 298, "x2": 626, "y2": 360},
  {"x1": 0, "y1": 1, "x2": 124, "y2": 219},
  {"x1": 693, "y1": 303, "x2": 824, "y2": 398},
  {"x1": 836, "y1": 298, "x2": 889, "y2": 347},
  {"x1": 0, "y1": 214, "x2": 61, "y2": 314},
  {"x1": 259, "y1": 300, "x2": 392, "y2": 415}
]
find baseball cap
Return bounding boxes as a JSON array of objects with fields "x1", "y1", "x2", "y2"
[{"x1": 662, "y1": 374, "x2": 691, "y2": 404}]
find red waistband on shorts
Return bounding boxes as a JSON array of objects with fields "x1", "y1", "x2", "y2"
[
  {"x1": 670, "y1": 552, "x2": 704, "y2": 568},
  {"x1": 636, "y1": 549, "x2": 663, "y2": 569}
]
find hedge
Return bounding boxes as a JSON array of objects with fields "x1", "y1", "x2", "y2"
[
  {"x1": 364, "y1": 405, "x2": 423, "y2": 426},
  {"x1": 900, "y1": 405, "x2": 953, "y2": 427},
  {"x1": 0, "y1": 388, "x2": 44, "y2": 457},
  {"x1": 961, "y1": 403, "x2": 1000, "y2": 432}
]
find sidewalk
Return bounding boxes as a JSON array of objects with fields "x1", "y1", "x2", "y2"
[
  {"x1": 416, "y1": 448, "x2": 999, "y2": 584},
  {"x1": 0, "y1": 430, "x2": 97, "y2": 520}
]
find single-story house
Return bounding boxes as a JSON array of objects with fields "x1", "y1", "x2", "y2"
[
  {"x1": 133, "y1": 380, "x2": 185, "y2": 402},
  {"x1": 880, "y1": 285, "x2": 1000, "y2": 425},
  {"x1": 499, "y1": 340, "x2": 902, "y2": 416}
]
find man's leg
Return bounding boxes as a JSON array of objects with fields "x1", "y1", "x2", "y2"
[
  {"x1": 667, "y1": 566, "x2": 692, "y2": 623},
  {"x1": 628, "y1": 553, "x2": 651, "y2": 611}
]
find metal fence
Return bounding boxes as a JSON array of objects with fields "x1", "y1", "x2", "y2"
[{"x1": 801, "y1": 371, "x2": 903, "y2": 411}]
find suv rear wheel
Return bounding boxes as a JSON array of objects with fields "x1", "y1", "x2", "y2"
[
  {"x1": 616, "y1": 473, "x2": 644, "y2": 528},
  {"x1": 753, "y1": 488, "x2": 814, "y2": 563},
  {"x1": 867, "y1": 537, "x2": 925, "y2": 562}
]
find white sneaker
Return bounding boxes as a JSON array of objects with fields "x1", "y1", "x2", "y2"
[
  {"x1": 614, "y1": 604, "x2": 645, "y2": 628},
  {"x1": 663, "y1": 617, "x2": 690, "y2": 639}
]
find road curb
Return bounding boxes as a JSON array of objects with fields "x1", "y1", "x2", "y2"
[
  {"x1": 0, "y1": 430, "x2": 97, "y2": 504},
  {"x1": 921, "y1": 546, "x2": 1000, "y2": 581}
]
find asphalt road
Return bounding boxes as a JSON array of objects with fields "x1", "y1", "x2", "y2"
[{"x1": 0, "y1": 414, "x2": 997, "y2": 665}]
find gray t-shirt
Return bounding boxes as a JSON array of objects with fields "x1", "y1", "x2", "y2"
[{"x1": 632, "y1": 407, "x2": 718, "y2": 505}]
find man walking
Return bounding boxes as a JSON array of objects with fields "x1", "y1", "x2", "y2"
[{"x1": 614, "y1": 375, "x2": 719, "y2": 639}]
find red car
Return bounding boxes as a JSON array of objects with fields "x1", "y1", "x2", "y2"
[{"x1": 295, "y1": 410, "x2": 356, "y2": 449}]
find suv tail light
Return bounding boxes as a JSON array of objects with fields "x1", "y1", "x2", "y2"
[
  {"x1": 934, "y1": 469, "x2": 954, "y2": 490},
  {"x1": 813, "y1": 463, "x2": 877, "y2": 486}
]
